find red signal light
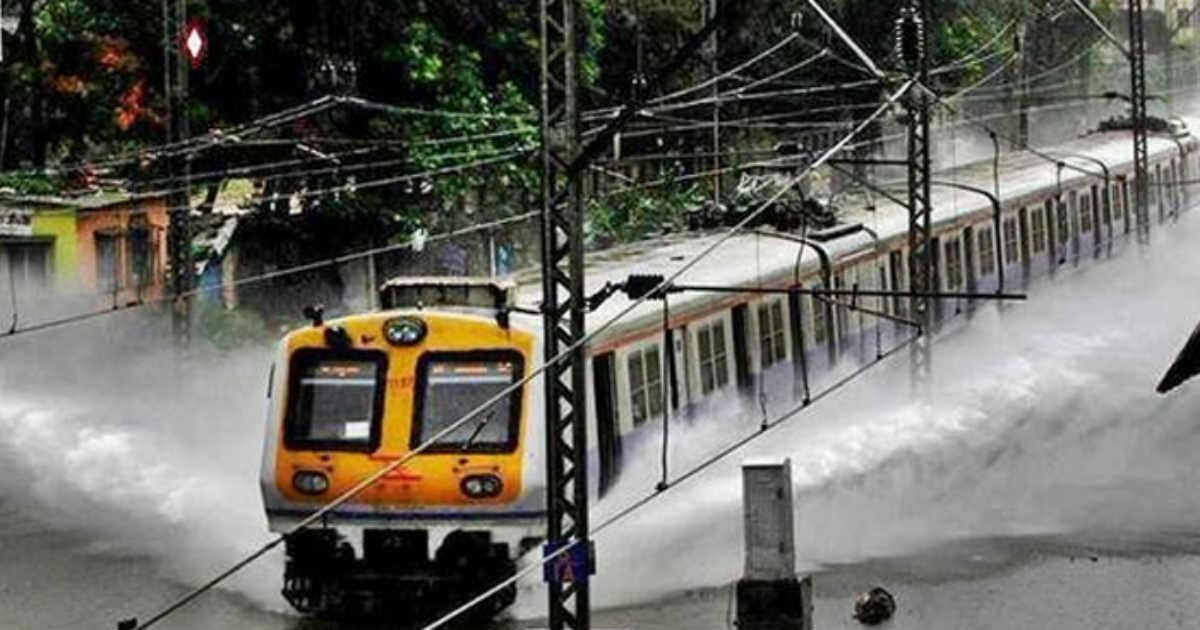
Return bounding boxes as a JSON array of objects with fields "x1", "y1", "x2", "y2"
[{"x1": 180, "y1": 18, "x2": 207, "y2": 69}]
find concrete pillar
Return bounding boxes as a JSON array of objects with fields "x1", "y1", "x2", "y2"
[{"x1": 737, "y1": 458, "x2": 812, "y2": 630}]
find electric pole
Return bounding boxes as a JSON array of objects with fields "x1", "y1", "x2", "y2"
[
  {"x1": 539, "y1": 0, "x2": 591, "y2": 628},
  {"x1": 709, "y1": 0, "x2": 721, "y2": 208},
  {"x1": 1128, "y1": 0, "x2": 1150, "y2": 242},
  {"x1": 899, "y1": 1, "x2": 933, "y2": 385},
  {"x1": 164, "y1": 0, "x2": 192, "y2": 346}
]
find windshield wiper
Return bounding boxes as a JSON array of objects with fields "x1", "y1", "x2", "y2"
[{"x1": 462, "y1": 410, "x2": 495, "y2": 451}]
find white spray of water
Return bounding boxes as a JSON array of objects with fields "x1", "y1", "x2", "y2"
[
  {"x1": 6, "y1": 215, "x2": 1200, "y2": 622},
  {"x1": 551, "y1": 216, "x2": 1200, "y2": 611},
  {"x1": 0, "y1": 313, "x2": 287, "y2": 612}
]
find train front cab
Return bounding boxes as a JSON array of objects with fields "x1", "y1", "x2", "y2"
[{"x1": 259, "y1": 306, "x2": 542, "y2": 620}]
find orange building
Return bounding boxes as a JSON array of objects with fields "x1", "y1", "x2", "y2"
[{"x1": 0, "y1": 191, "x2": 170, "y2": 307}]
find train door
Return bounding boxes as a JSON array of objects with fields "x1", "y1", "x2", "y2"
[
  {"x1": 1018, "y1": 208, "x2": 1030, "y2": 267},
  {"x1": 1090, "y1": 184, "x2": 1101, "y2": 254},
  {"x1": 1122, "y1": 179, "x2": 1131, "y2": 232},
  {"x1": 787, "y1": 289, "x2": 808, "y2": 401},
  {"x1": 592, "y1": 352, "x2": 621, "y2": 495},
  {"x1": 675, "y1": 323, "x2": 692, "y2": 412},
  {"x1": 888, "y1": 250, "x2": 905, "y2": 319},
  {"x1": 731, "y1": 303, "x2": 752, "y2": 394},
  {"x1": 1068, "y1": 190, "x2": 1080, "y2": 263},
  {"x1": 963, "y1": 225, "x2": 976, "y2": 294},
  {"x1": 929, "y1": 236, "x2": 943, "y2": 325}
]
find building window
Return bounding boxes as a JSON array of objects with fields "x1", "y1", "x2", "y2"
[
  {"x1": 978, "y1": 226, "x2": 995, "y2": 275},
  {"x1": 627, "y1": 345, "x2": 663, "y2": 425},
  {"x1": 1, "y1": 242, "x2": 50, "y2": 287},
  {"x1": 697, "y1": 320, "x2": 730, "y2": 395},
  {"x1": 757, "y1": 301, "x2": 787, "y2": 369},
  {"x1": 1031, "y1": 208, "x2": 1046, "y2": 253},
  {"x1": 1080, "y1": 194, "x2": 1092, "y2": 233},
  {"x1": 96, "y1": 233, "x2": 121, "y2": 292},
  {"x1": 944, "y1": 238, "x2": 963, "y2": 289},
  {"x1": 128, "y1": 224, "x2": 155, "y2": 289},
  {"x1": 1003, "y1": 217, "x2": 1019, "y2": 264}
]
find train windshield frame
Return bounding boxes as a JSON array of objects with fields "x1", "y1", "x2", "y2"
[
  {"x1": 411, "y1": 350, "x2": 524, "y2": 454},
  {"x1": 284, "y1": 348, "x2": 387, "y2": 452}
]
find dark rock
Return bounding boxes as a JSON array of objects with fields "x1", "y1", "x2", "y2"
[{"x1": 853, "y1": 587, "x2": 896, "y2": 626}]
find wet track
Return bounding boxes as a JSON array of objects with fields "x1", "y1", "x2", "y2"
[{"x1": 4, "y1": 207, "x2": 1200, "y2": 628}]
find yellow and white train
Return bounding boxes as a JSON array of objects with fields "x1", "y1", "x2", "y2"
[{"x1": 260, "y1": 120, "x2": 1199, "y2": 619}]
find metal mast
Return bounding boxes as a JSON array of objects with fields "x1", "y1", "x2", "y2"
[
  {"x1": 539, "y1": 0, "x2": 590, "y2": 627},
  {"x1": 900, "y1": 1, "x2": 933, "y2": 381},
  {"x1": 164, "y1": 0, "x2": 192, "y2": 346},
  {"x1": 1128, "y1": 0, "x2": 1150, "y2": 242}
]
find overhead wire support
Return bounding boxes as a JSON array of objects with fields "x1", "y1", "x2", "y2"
[
  {"x1": 1062, "y1": 0, "x2": 1149, "y2": 241},
  {"x1": 899, "y1": 0, "x2": 935, "y2": 387},
  {"x1": 1128, "y1": 0, "x2": 1151, "y2": 243},
  {"x1": 163, "y1": 0, "x2": 192, "y2": 348},
  {"x1": 538, "y1": 0, "x2": 592, "y2": 627}
]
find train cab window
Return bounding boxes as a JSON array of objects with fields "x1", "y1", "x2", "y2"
[
  {"x1": 977, "y1": 226, "x2": 995, "y2": 276},
  {"x1": 285, "y1": 349, "x2": 387, "y2": 451},
  {"x1": 1031, "y1": 208, "x2": 1046, "y2": 253},
  {"x1": 1002, "y1": 218, "x2": 1018, "y2": 264},
  {"x1": 697, "y1": 320, "x2": 730, "y2": 395},
  {"x1": 412, "y1": 351, "x2": 524, "y2": 453},
  {"x1": 1080, "y1": 195, "x2": 1092, "y2": 233},
  {"x1": 627, "y1": 345, "x2": 663, "y2": 425},
  {"x1": 757, "y1": 300, "x2": 787, "y2": 369}
]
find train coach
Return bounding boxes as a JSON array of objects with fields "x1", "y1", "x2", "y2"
[{"x1": 259, "y1": 119, "x2": 1199, "y2": 620}]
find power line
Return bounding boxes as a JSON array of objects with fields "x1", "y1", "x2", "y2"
[{"x1": 123, "y1": 82, "x2": 912, "y2": 630}]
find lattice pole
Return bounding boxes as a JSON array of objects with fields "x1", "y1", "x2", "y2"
[
  {"x1": 899, "y1": 1, "x2": 933, "y2": 384},
  {"x1": 1128, "y1": 0, "x2": 1150, "y2": 242},
  {"x1": 539, "y1": 0, "x2": 591, "y2": 627},
  {"x1": 164, "y1": 0, "x2": 192, "y2": 346}
]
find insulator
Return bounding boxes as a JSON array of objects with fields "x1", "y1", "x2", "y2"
[{"x1": 894, "y1": 6, "x2": 925, "y2": 72}]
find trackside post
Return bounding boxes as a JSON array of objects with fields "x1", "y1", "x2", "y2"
[{"x1": 738, "y1": 458, "x2": 811, "y2": 630}]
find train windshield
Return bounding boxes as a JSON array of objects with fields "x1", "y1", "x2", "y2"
[
  {"x1": 413, "y1": 352, "x2": 523, "y2": 453},
  {"x1": 285, "y1": 350, "x2": 386, "y2": 451}
]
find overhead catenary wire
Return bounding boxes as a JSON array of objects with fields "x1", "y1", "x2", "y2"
[
  {"x1": 649, "y1": 33, "x2": 803, "y2": 105},
  {"x1": 126, "y1": 79, "x2": 914, "y2": 630},
  {"x1": 421, "y1": 330, "x2": 924, "y2": 630},
  {"x1": 0, "y1": 94, "x2": 536, "y2": 179}
]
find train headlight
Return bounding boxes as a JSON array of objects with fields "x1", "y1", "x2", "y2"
[
  {"x1": 384, "y1": 317, "x2": 427, "y2": 346},
  {"x1": 460, "y1": 474, "x2": 503, "y2": 498},
  {"x1": 293, "y1": 471, "x2": 330, "y2": 495}
]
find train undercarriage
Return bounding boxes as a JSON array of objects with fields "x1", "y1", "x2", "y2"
[{"x1": 282, "y1": 528, "x2": 518, "y2": 626}]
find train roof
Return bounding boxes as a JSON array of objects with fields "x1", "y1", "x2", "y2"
[{"x1": 510, "y1": 121, "x2": 1200, "y2": 346}]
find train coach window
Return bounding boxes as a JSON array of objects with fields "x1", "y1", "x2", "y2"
[
  {"x1": 977, "y1": 227, "x2": 995, "y2": 276},
  {"x1": 697, "y1": 321, "x2": 730, "y2": 395},
  {"x1": 758, "y1": 301, "x2": 787, "y2": 368},
  {"x1": 412, "y1": 351, "x2": 524, "y2": 453},
  {"x1": 1031, "y1": 209, "x2": 1046, "y2": 253},
  {"x1": 1080, "y1": 195, "x2": 1092, "y2": 233},
  {"x1": 628, "y1": 346, "x2": 664, "y2": 425},
  {"x1": 1002, "y1": 218, "x2": 1018, "y2": 264},
  {"x1": 944, "y1": 239, "x2": 963, "y2": 289},
  {"x1": 285, "y1": 349, "x2": 387, "y2": 451}
]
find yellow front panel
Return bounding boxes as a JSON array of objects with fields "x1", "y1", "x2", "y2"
[{"x1": 273, "y1": 311, "x2": 535, "y2": 509}]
